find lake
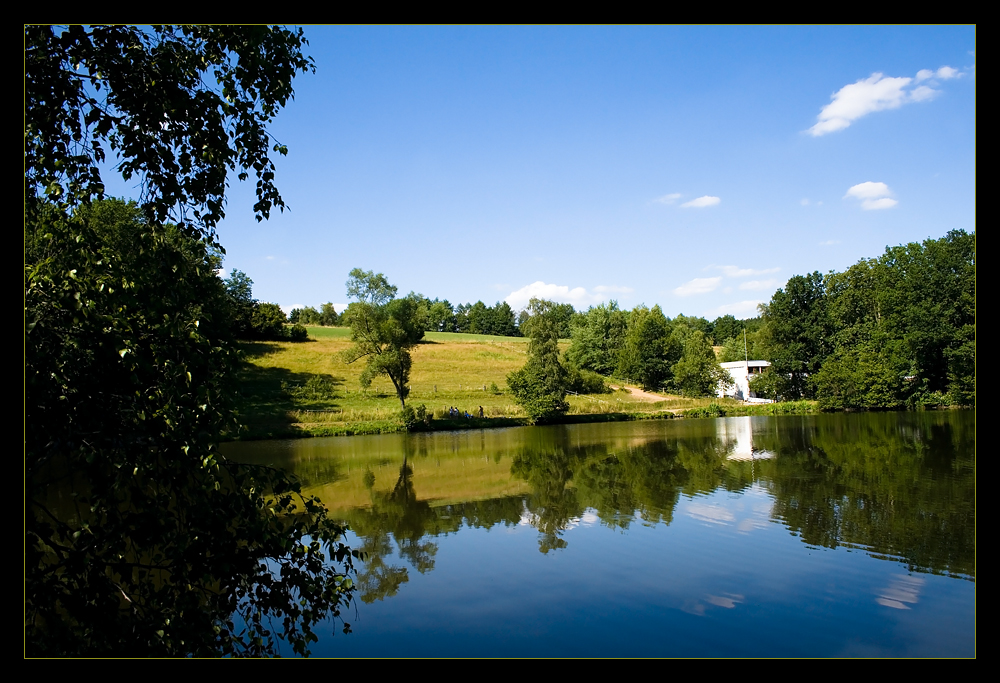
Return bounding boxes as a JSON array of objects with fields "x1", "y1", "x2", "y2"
[{"x1": 224, "y1": 411, "x2": 975, "y2": 657}]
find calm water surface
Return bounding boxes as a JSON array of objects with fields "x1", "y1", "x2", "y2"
[{"x1": 225, "y1": 411, "x2": 975, "y2": 657}]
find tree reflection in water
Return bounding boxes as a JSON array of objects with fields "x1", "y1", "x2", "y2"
[{"x1": 322, "y1": 411, "x2": 974, "y2": 604}]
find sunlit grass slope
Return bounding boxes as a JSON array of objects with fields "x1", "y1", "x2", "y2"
[{"x1": 233, "y1": 326, "x2": 785, "y2": 439}]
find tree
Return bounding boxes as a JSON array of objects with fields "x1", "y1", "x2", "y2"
[
  {"x1": 291, "y1": 305, "x2": 321, "y2": 325},
  {"x1": 319, "y1": 302, "x2": 340, "y2": 326},
  {"x1": 26, "y1": 200, "x2": 355, "y2": 656},
  {"x1": 811, "y1": 230, "x2": 975, "y2": 409},
  {"x1": 710, "y1": 314, "x2": 741, "y2": 346},
  {"x1": 426, "y1": 299, "x2": 456, "y2": 333},
  {"x1": 616, "y1": 305, "x2": 681, "y2": 390},
  {"x1": 565, "y1": 301, "x2": 629, "y2": 376},
  {"x1": 760, "y1": 272, "x2": 833, "y2": 399},
  {"x1": 223, "y1": 269, "x2": 257, "y2": 337},
  {"x1": 26, "y1": 25, "x2": 314, "y2": 237},
  {"x1": 506, "y1": 299, "x2": 570, "y2": 422},
  {"x1": 25, "y1": 27, "x2": 357, "y2": 656},
  {"x1": 671, "y1": 329, "x2": 728, "y2": 396},
  {"x1": 222, "y1": 269, "x2": 290, "y2": 340},
  {"x1": 251, "y1": 302, "x2": 289, "y2": 339},
  {"x1": 341, "y1": 269, "x2": 424, "y2": 408}
]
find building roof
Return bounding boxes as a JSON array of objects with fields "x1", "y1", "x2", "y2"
[{"x1": 719, "y1": 360, "x2": 771, "y2": 369}]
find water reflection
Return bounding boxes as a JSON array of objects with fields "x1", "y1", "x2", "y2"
[
  {"x1": 717, "y1": 416, "x2": 775, "y2": 461},
  {"x1": 226, "y1": 411, "x2": 975, "y2": 589}
]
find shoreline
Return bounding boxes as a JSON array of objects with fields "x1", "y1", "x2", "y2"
[{"x1": 225, "y1": 400, "x2": 822, "y2": 441}]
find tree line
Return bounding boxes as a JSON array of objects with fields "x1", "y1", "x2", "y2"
[
  {"x1": 342, "y1": 227, "x2": 974, "y2": 422},
  {"x1": 291, "y1": 295, "x2": 548, "y2": 337},
  {"x1": 756, "y1": 229, "x2": 975, "y2": 409}
]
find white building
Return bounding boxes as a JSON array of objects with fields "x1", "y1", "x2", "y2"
[{"x1": 718, "y1": 360, "x2": 773, "y2": 403}]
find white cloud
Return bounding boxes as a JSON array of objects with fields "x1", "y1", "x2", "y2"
[
  {"x1": 739, "y1": 279, "x2": 781, "y2": 291},
  {"x1": 705, "y1": 300, "x2": 764, "y2": 318},
  {"x1": 808, "y1": 67, "x2": 959, "y2": 136},
  {"x1": 800, "y1": 198, "x2": 810, "y2": 206},
  {"x1": 819, "y1": 240, "x2": 840, "y2": 246},
  {"x1": 504, "y1": 281, "x2": 626, "y2": 310},
  {"x1": 845, "y1": 181, "x2": 892, "y2": 200},
  {"x1": 681, "y1": 195, "x2": 721, "y2": 208},
  {"x1": 809, "y1": 73, "x2": 912, "y2": 135},
  {"x1": 845, "y1": 181, "x2": 898, "y2": 210},
  {"x1": 916, "y1": 65, "x2": 960, "y2": 83},
  {"x1": 655, "y1": 193, "x2": 683, "y2": 204},
  {"x1": 862, "y1": 197, "x2": 899, "y2": 210},
  {"x1": 674, "y1": 277, "x2": 722, "y2": 297},
  {"x1": 712, "y1": 265, "x2": 780, "y2": 278}
]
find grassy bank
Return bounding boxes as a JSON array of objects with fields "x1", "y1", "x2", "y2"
[{"x1": 231, "y1": 326, "x2": 815, "y2": 440}]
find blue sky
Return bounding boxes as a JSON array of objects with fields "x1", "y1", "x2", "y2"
[{"x1": 118, "y1": 26, "x2": 977, "y2": 318}]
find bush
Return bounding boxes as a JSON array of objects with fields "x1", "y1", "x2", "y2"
[
  {"x1": 283, "y1": 374, "x2": 337, "y2": 400},
  {"x1": 401, "y1": 404, "x2": 432, "y2": 431},
  {"x1": 565, "y1": 365, "x2": 610, "y2": 394},
  {"x1": 748, "y1": 368, "x2": 781, "y2": 400},
  {"x1": 289, "y1": 323, "x2": 309, "y2": 342},
  {"x1": 251, "y1": 302, "x2": 288, "y2": 340}
]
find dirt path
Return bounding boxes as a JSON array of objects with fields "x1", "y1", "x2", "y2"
[{"x1": 608, "y1": 384, "x2": 671, "y2": 403}]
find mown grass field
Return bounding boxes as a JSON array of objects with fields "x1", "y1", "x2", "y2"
[{"x1": 232, "y1": 326, "x2": 810, "y2": 439}]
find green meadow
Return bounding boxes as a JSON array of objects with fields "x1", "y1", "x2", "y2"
[{"x1": 232, "y1": 326, "x2": 801, "y2": 439}]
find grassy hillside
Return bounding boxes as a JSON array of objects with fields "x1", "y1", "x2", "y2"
[{"x1": 232, "y1": 326, "x2": 789, "y2": 439}]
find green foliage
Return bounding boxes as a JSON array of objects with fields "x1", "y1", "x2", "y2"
[
  {"x1": 507, "y1": 299, "x2": 570, "y2": 422},
  {"x1": 710, "y1": 314, "x2": 741, "y2": 345},
  {"x1": 400, "y1": 404, "x2": 433, "y2": 431},
  {"x1": 684, "y1": 402, "x2": 727, "y2": 418},
  {"x1": 808, "y1": 230, "x2": 975, "y2": 410},
  {"x1": 718, "y1": 326, "x2": 767, "y2": 363},
  {"x1": 223, "y1": 270, "x2": 290, "y2": 341},
  {"x1": 616, "y1": 305, "x2": 681, "y2": 390},
  {"x1": 812, "y1": 342, "x2": 909, "y2": 410},
  {"x1": 320, "y1": 302, "x2": 340, "y2": 326},
  {"x1": 443, "y1": 298, "x2": 520, "y2": 336},
  {"x1": 25, "y1": 25, "x2": 314, "y2": 236},
  {"x1": 25, "y1": 200, "x2": 355, "y2": 656},
  {"x1": 25, "y1": 26, "x2": 359, "y2": 657},
  {"x1": 759, "y1": 272, "x2": 833, "y2": 399},
  {"x1": 251, "y1": 302, "x2": 288, "y2": 339},
  {"x1": 283, "y1": 374, "x2": 338, "y2": 401},
  {"x1": 289, "y1": 323, "x2": 309, "y2": 342},
  {"x1": 342, "y1": 269, "x2": 424, "y2": 408},
  {"x1": 748, "y1": 367, "x2": 782, "y2": 401},
  {"x1": 519, "y1": 300, "x2": 576, "y2": 339},
  {"x1": 290, "y1": 306, "x2": 321, "y2": 325},
  {"x1": 426, "y1": 299, "x2": 458, "y2": 333},
  {"x1": 671, "y1": 329, "x2": 727, "y2": 396},
  {"x1": 565, "y1": 301, "x2": 628, "y2": 375},
  {"x1": 565, "y1": 364, "x2": 611, "y2": 395}
]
